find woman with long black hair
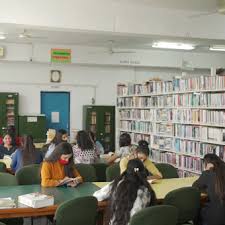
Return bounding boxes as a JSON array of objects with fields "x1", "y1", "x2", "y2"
[
  {"x1": 193, "y1": 153, "x2": 225, "y2": 225},
  {"x1": 41, "y1": 142, "x2": 82, "y2": 187},
  {"x1": 11, "y1": 135, "x2": 43, "y2": 172},
  {"x1": 93, "y1": 158, "x2": 156, "y2": 225}
]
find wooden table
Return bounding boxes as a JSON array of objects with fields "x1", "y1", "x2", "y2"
[{"x1": 0, "y1": 177, "x2": 201, "y2": 220}]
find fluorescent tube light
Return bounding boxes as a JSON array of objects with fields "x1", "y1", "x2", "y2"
[
  {"x1": 209, "y1": 45, "x2": 225, "y2": 52},
  {"x1": 0, "y1": 35, "x2": 6, "y2": 40},
  {"x1": 152, "y1": 42, "x2": 195, "y2": 50}
]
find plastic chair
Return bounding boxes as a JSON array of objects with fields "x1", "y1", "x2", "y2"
[
  {"x1": 155, "y1": 163, "x2": 179, "y2": 178},
  {"x1": 15, "y1": 164, "x2": 41, "y2": 185},
  {"x1": 92, "y1": 163, "x2": 108, "y2": 181},
  {"x1": 0, "y1": 172, "x2": 18, "y2": 186},
  {"x1": 163, "y1": 187, "x2": 201, "y2": 225},
  {"x1": 106, "y1": 163, "x2": 120, "y2": 181},
  {"x1": 75, "y1": 164, "x2": 97, "y2": 182},
  {"x1": 130, "y1": 205, "x2": 178, "y2": 225},
  {"x1": 0, "y1": 162, "x2": 6, "y2": 172},
  {"x1": 54, "y1": 196, "x2": 98, "y2": 225}
]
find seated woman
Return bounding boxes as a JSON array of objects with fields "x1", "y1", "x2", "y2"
[
  {"x1": 107, "y1": 133, "x2": 136, "y2": 164},
  {"x1": 93, "y1": 158, "x2": 156, "y2": 225},
  {"x1": 120, "y1": 140, "x2": 162, "y2": 180},
  {"x1": 0, "y1": 133, "x2": 17, "y2": 159},
  {"x1": 73, "y1": 130, "x2": 98, "y2": 164},
  {"x1": 193, "y1": 154, "x2": 225, "y2": 225},
  {"x1": 11, "y1": 135, "x2": 43, "y2": 173},
  {"x1": 41, "y1": 142, "x2": 83, "y2": 187},
  {"x1": 44, "y1": 129, "x2": 68, "y2": 158}
]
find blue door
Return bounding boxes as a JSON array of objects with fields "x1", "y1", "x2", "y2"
[{"x1": 41, "y1": 92, "x2": 70, "y2": 134}]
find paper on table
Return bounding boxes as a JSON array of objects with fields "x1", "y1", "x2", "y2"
[{"x1": 0, "y1": 198, "x2": 15, "y2": 209}]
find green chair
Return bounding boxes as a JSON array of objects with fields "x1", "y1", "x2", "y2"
[
  {"x1": 130, "y1": 205, "x2": 178, "y2": 225},
  {"x1": 163, "y1": 187, "x2": 201, "y2": 225},
  {"x1": 0, "y1": 172, "x2": 17, "y2": 186},
  {"x1": 92, "y1": 163, "x2": 108, "y2": 181},
  {"x1": 106, "y1": 163, "x2": 120, "y2": 182},
  {"x1": 54, "y1": 196, "x2": 98, "y2": 225},
  {"x1": 75, "y1": 164, "x2": 97, "y2": 182},
  {"x1": 0, "y1": 162, "x2": 6, "y2": 173},
  {"x1": 155, "y1": 163, "x2": 179, "y2": 178},
  {"x1": 15, "y1": 164, "x2": 41, "y2": 185},
  {"x1": 0, "y1": 223, "x2": 6, "y2": 225},
  {"x1": 0, "y1": 173, "x2": 23, "y2": 225}
]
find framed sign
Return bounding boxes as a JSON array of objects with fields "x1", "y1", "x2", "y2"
[{"x1": 51, "y1": 48, "x2": 71, "y2": 63}]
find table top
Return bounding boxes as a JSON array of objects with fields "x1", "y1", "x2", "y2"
[
  {"x1": 94, "y1": 176, "x2": 199, "y2": 200},
  {"x1": 0, "y1": 177, "x2": 200, "y2": 219}
]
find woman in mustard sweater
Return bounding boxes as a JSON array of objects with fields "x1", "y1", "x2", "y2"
[{"x1": 41, "y1": 142, "x2": 83, "y2": 187}]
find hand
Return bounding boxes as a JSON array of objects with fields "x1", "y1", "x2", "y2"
[
  {"x1": 59, "y1": 176, "x2": 69, "y2": 184},
  {"x1": 205, "y1": 163, "x2": 214, "y2": 171},
  {"x1": 67, "y1": 180, "x2": 78, "y2": 187}
]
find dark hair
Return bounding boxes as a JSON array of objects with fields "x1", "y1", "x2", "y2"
[
  {"x1": 119, "y1": 133, "x2": 131, "y2": 147},
  {"x1": 137, "y1": 140, "x2": 150, "y2": 156},
  {"x1": 204, "y1": 154, "x2": 225, "y2": 203},
  {"x1": 77, "y1": 130, "x2": 94, "y2": 151},
  {"x1": 216, "y1": 68, "x2": 225, "y2": 76},
  {"x1": 109, "y1": 158, "x2": 156, "y2": 225},
  {"x1": 88, "y1": 131, "x2": 96, "y2": 143},
  {"x1": 21, "y1": 135, "x2": 36, "y2": 166},
  {"x1": 51, "y1": 129, "x2": 67, "y2": 145},
  {"x1": 45, "y1": 142, "x2": 74, "y2": 177}
]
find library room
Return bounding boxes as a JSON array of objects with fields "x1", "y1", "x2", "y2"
[{"x1": 0, "y1": 1, "x2": 225, "y2": 225}]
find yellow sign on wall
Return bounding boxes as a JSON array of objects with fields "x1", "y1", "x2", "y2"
[{"x1": 51, "y1": 49, "x2": 71, "y2": 63}]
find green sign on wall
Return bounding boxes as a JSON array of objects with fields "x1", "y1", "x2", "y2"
[{"x1": 51, "y1": 49, "x2": 71, "y2": 63}]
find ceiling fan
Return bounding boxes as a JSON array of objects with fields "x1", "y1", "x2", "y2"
[
  {"x1": 18, "y1": 29, "x2": 47, "y2": 39},
  {"x1": 88, "y1": 40, "x2": 136, "y2": 55},
  {"x1": 190, "y1": 0, "x2": 225, "y2": 18}
]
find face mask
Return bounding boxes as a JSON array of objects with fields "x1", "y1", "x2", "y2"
[{"x1": 59, "y1": 159, "x2": 69, "y2": 165}]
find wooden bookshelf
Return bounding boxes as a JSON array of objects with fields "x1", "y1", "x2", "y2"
[{"x1": 116, "y1": 75, "x2": 225, "y2": 177}]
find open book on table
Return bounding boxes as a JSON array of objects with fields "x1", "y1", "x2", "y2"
[{"x1": 57, "y1": 178, "x2": 76, "y2": 186}]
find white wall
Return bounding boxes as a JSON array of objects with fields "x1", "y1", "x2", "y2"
[{"x1": 0, "y1": 61, "x2": 209, "y2": 134}]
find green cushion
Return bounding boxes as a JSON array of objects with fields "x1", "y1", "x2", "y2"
[
  {"x1": 130, "y1": 205, "x2": 178, "y2": 225},
  {"x1": 163, "y1": 187, "x2": 201, "y2": 224},
  {"x1": 0, "y1": 172, "x2": 18, "y2": 186},
  {"x1": 155, "y1": 163, "x2": 179, "y2": 179},
  {"x1": 0, "y1": 222, "x2": 6, "y2": 225},
  {"x1": 92, "y1": 163, "x2": 108, "y2": 181},
  {"x1": 0, "y1": 162, "x2": 6, "y2": 173},
  {"x1": 106, "y1": 163, "x2": 120, "y2": 182},
  {"x1": 55, "y1": 196, "x2": 98, "y2": 225},
  {"x1": 15, "y1": 164, "x2": 41, "y2": 185},
  {"x1": 75, "y1": 164, "x2": 97, "y2": 182}
]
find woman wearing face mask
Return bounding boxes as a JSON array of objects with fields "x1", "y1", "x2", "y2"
[
  {"x1": 41, "y1": 142, "x2": 83, "y2": 187},
  {"x1": 193, "y1": 154, "x2": 225, "y2": 225},
  {"x1": 120, "y1": 140, "x2": 162, "y2": 180},
  {"x1": 0, "y1": 133, "x2": 16, "y2": 159}
]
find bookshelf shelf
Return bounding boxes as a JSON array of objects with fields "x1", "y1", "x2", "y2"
[{"x1": 117, "y1": 75, "x2": 225, "y2": 177}]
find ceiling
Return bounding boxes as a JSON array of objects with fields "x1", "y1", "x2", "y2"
[
  {"x1": 127, "y1": 0, "x2": 217, "y2": 12},
  {"x1": 1, "y1": 23, "x2": 225, "y2": 54}
]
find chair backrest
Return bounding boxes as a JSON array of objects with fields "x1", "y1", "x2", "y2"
[
  {"x1": 106, "y1": 163, "x2": 120, "y2": 182},
  {"x1": 163, "y1": 187, "x2": 201, "y2": 224},
  {"x1": 0, "y1": 162, "x2": 6, "y2": 172},
  {"x1": 155, "y1": 163, "x2": 179, "y2": 178},
  {"x1": 130, "y1": 205, "x2": 178, "y2": 225},
  {"x1": 92, "y1": 163, "x2": 108, "y2": 181},
  {"x1": 55, "y1": 196, "x2": 98, "y2": 225},
  {"x1": 15, "y1": 164, "x2": 41, "y2": 185},
  {"x1": 0, "y1": 172, "x2": 18, "y2": 186},
  {"x1": 0, "y1": 222, "x2": 6, "y2": 225},
  {"x1": 75, "y1": 164, "x2": 97, "y2": 182}
]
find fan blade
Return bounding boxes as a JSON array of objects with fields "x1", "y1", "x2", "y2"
[{"x1": 189, "y1": 11, "x2": 217, "y2": 18}]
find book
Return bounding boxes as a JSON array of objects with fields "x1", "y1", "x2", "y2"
[
  {"x1": 18, "y1": 193, "x2": 54, "y2": 208},
  {"x1": 0, "y1": 198, "x2": 15, "y2": 209}
]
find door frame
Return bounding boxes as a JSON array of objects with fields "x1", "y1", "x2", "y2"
[{"x1": 40, "y1": 91, "x2": 71, "y2": 134}]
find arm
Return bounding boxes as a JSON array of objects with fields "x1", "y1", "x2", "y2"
[
  {"x1": 119, "y1": 157, "x2": 128, "y2": 174},
  {"x1": 192, "y1": 171, "x2": 208, "y2": 190},
  {"x1": 106, "y1": 153, "x2": 119, "y2": 164},
  {"x1": 73, "y1": 167, "x2": 83, "y2": 183},
  {"x1": 93, "y1": 183, "x2": 112, "y2": 201},
  {"x1": 41, "y1": 162, "x2": 61, "y2": 187},
  {"x1": 145, "y1": 160, "x2": 163, "y2": 179},
  {"x1": 10, "y1": 150, "x2": 18, "y2": 172}
]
